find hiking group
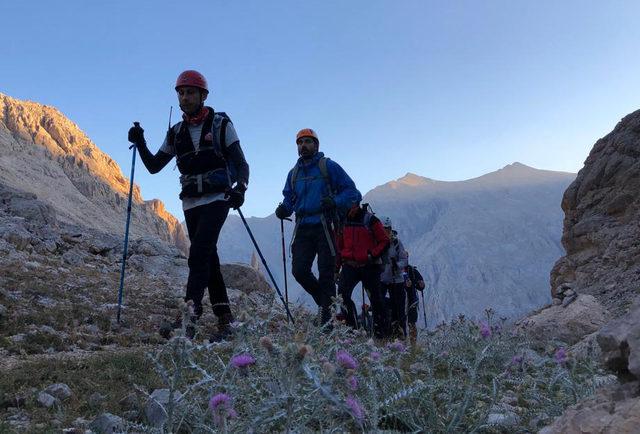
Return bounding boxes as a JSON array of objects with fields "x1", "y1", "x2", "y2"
[{"x1": 127, "y1": 70, "x2": 426, "y2": 343}]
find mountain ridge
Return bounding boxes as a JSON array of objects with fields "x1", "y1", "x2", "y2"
[{"x1": 0, "y1": 92, "x2": 188, "y2": 253}]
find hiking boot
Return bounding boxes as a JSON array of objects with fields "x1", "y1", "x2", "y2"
[
  {"x1": 210, "y1": 313, "x2": 234, "y2": 343},
  {"x1": 391, "y1": 322, "x2": 406, "y2": 341},
  {"x1": 209, "y1": 324, "x2": 234, "y2": 343}
]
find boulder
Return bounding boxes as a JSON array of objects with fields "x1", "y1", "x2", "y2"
[
  {"x1": 516, "y1": 295, "x2": 609, "y2": 346},
  {"x1": 597, "y1": 298, "x2": 640, "y2": 380},
  {"x1": 222, "y1": 263, "x2": 271, "y2": 294},
  {"x1": 44, "y1": 383, "x2": 72, "y2": 401},
  {"x1": 539, "y1": 381, "x2": 640, "y2": 434},
  {"x1": 89, "y1": 412, "x2": 125, "y2": 434},
  {"x1": 144, "y1": 388, "x2": 182, "y2": 429},
  {"x1": 36, "y1": 392, "x2": 56, "y2": 408}
]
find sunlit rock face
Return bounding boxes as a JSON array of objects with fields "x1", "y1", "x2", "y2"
[{"x1": 0, "y1": 93, "x2": 188, "y2": 254}]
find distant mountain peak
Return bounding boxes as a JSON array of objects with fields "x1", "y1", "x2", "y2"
[
  {"x1": 397, "y1": 172, "x2": 434, "y2": 186},
  {"x1": 506, "y1": 161, "x2": 528, "y2": 168}
]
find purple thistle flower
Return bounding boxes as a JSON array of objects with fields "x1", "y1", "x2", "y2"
[
  {"x1": 511, "y1": 355, "x2": 524, "y2": 365},
  {"x1": 336, "y1": 349, "x2": 358, "y2": 370},
  {"x1": 231, "y1": 353, "x2": 256, "y2": 369},
  {"x1": 347, "y1": 375, "x2": 358, "y2": 391},
  {"x1": 209, "y1": 393, "x2": 237, "y2": 426},
  {"x1": 387, "y1": 340, "x2": 406, "y2": 352},
  {"x1": 370, "y1": 351, "x2": 381, "y2": 361},
  {"x1": 346, "y1": 396, "x2": 365, "y2": 421},
  {"x1": 479, "y1": 322, "x2": 492, "y2": 339},
  {"x1": 554, "y1": 347, "x2": 568, "y2": 365},
  {"x1": 209, "y1": 393, "x2": 231, "y2": 410}
]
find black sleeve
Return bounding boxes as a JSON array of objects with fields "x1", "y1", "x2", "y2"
[
  {"x1": 412, "y1": 267, "x2": 423, "y2": 281},
  {"x1": 227, "y1": 141, "x2": 250, "y2": 187},
  {"x1": 137, "y1": 142, "x2": 173, "y2": 174}
]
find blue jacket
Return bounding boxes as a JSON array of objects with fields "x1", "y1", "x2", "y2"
[{"x1": 281, "y1": 152, "x2": 362, "y2": 225}]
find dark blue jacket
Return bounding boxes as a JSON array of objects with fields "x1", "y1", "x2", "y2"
[{"x1": 281, "y1": 152, "x2": 362, "y2": 225}]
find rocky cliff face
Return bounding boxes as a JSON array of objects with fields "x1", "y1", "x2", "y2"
[
  {"x1": 521, "y1": 111, "x2": 640, "y2": 433},
  {"x1": 550, "y1": 110, "x2": 640, "y2": 316},
  {"x1": 0, "y1": 93, "x2": 188, "y2": 254}
]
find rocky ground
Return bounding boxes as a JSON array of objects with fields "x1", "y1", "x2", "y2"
[{"x1": 0, "y1": 182, "x2": 277, "y2": 432}]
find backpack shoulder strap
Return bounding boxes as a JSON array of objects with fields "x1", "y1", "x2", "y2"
[
  {"x1": 290, "y1": 156, "x2": 333, "y2": 193},
  {"x1": 319, "y1": 157, "x2": 335, "y2": 193},
  {"x1": 212, "y1": 111, "x2": 233, "y2": 157},
  {"x1": 289, "y1": 164, "x2": 300, "y2": 191}
]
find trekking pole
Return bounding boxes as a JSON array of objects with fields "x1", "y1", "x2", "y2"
[
  {"x1": 117, "y1": 122, "x2": 140, "y2": 324},
  {"x1": 420, "y1": 290, "x2": 427, "y2": 329},
  {"x1": 279, "y1": 215, "x2": 292, "y2": 308},
  {"x1": 238, "y1": 208, "x2": 295, "y2": 324}
]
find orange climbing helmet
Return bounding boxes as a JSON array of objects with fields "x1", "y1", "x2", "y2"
[{"x1": 296, "y1": 128, "x2": 319, "y2": 144}]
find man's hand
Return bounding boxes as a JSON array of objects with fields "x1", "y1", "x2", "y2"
[
  {"x1": 320, "y1": 196, "x2": 336, "y2": 212},
  {"x1": 418, "y1": 280, "x2": 426, "y2": 290},
  {"x1": 275, "y1": 203, "x2": 289, "y2": 220},
  {"x1": 127, "y1": 122, "x2": 145, "y2": 146},
  {"x1": 225, "y1": 184, "x2": 246, "y2": 209}
]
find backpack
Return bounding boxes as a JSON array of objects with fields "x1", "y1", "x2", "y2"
[
  {"x1": 174, "y1": 110, "x2": 237, "y2": 199},
  {"x1": 289, "y1": 156, "x2": 333, "y2": 195}
]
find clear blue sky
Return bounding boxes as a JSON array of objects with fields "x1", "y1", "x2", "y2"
[{"x1": 2, "y1": 0, "x2": 640, "y2": 219}]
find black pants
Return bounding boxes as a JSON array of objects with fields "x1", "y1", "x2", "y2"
[
  {"x1": 291, "y1": 223, "x2": 335, "y2": 323},
  {"x1": 406, "y1": 286, "x2": 419, "y2": 324},
  {"x1": 338, "y1": 264, "x2": 387, "y2": 338},
  {"x1": 184, "y1": 201, "x2": 230, "y2": 319},
  {"x1": 383, "y1": 283, "x2": 407, "y2": 337}
]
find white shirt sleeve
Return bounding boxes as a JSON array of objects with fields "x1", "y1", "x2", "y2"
[
  {"x1": 159, "y1": 125, "x2": 178, "y2": 155},
  {"x1": 224, "y1": 122, "x2": 239, "y2": 147}
]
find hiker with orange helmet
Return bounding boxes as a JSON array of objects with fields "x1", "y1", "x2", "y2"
[
  {"x1": 275, "y1": 128, "x2": 361, "y2": 326},
  {"x1": 128, "y1": 70, "x2": 249, "y2": 341}
]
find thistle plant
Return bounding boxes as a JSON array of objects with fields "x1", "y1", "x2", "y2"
[{"x1": 137, "y1": 299, "x2": 600, "y2": 433}]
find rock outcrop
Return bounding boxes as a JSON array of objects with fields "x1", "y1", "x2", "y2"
[
  {"x1": 550, "y1": 110, "x2": 640, "y2": 316},
  {"x1": 516, "y1": 294, "x2": 609, "y2": 347},
  {"x1": 541, "y1": 110, "x2": 640, "y2": 433},
  {"x1": 0, "y1": 93, "x2": 188, "y2": 254}
]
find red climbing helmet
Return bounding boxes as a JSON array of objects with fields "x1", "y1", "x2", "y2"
[{"x1": 175, "y1": 70, "x2": 208, "y2": 94}]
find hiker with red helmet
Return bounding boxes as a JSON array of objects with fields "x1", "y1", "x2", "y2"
[
  {"x1": 336, "y1": 204, "x2": 390, "y2": 338},
  {"x1": 127, "y1": 70, "x2": 249, "y2": 341},
  {"x1": 275, "y1": 129, "x2": 361, "y2": 326}
]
